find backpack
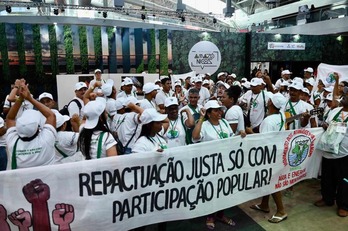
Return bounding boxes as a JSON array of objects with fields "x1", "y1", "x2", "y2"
[{"x1": 59, "y1": 99, "x2": 82, "y2": 131}]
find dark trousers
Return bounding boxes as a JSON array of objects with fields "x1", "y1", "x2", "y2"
[
  {"x1": 321, "y1": 155, "x2": 348, "y2": 209},
  {"x1": 0, "y1": 146, "x2": 7, "y2": 171}
]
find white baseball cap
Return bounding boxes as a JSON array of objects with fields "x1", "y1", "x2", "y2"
[
  {"x1": 94, "y1": 69, "x2": 102, "y2": 74},
  {"x1": 217, "y1": 72, "x2": 225, "y2": 78},
  {"x1": 270, "y1": 93, "x2": 287, "y2": 109},
  {"x1": 324, "y1": 86, "x2": 334, "y2": 93},
  {"x1": 305, "y1": 78, "x2": 315, "y2": 86},
  {"x1": 292, "y1": 77, "x2": 304, "y2": 85},
  {"x1": 230, "y1": 73, "x2": 237, "y2": 78},
  {"x1": 195, "y1": 76, "x2": 203, "y2": 83},
  {"x1": 326, "y1": 93, "x2": 333, "y2": 101},
  {"x1": 101, "y1": 79, "x2": 114, "y2": 97},
  {"x1": 250, "y1": 78, "x2": 264, "y2": 87},
  {"x1": 143, "y1": 82, "x2": 157, "y2": 94},
  {"x1": 140, "y1": 108, "x2": 167, "y2": 125},
  {"x1": 75, "y1": 82, "x2": 87, "y2": 91},
  {"x1": 202, "y1": 80, "x2": 210, "y2": 85},
  {"x1": 54, "y1": 111, "x2": 70, "y2": 128},
  {"x1": 204, "y1": 100, "x2": 223, "y2": 110},
  {"x1": 174, "y1": 81, "x2": 182, "y2": 87},
  {"x1": 115, "y1": 98, "x2": 125, "y2": 111},
  {"x1": 301, "y1": 88, "x2": 310, "y2": 95},
  {"x1": 83, "y1": 99, "x2": 106, "y2": 129},
  {"x1": 122, "y1": 96, "x2": 138, "y2": 107},
  {"x1": 289, "y1": 81, "x2": 303, "y2": 90},
  {"x1": 304, "y1": 67, "x2": 314, "y2": 73},
  {"x1": 38, "y1": 92, "x2": 53, "y2": 101},
  {"x1": 16, "y1": 109, "x2": 41, "y2": 138},
  {"x1": 280, "y1": 81, "x2": 290, "y2": 87},
  {"x1": 241, "y1": 81, "x2": 250, "y2": 89},
  {"x1": 123, "y1": 77, "x2": 133, "y2": 86},
  {"x1": 241, "y1": 77, "x2": 247, "y2": 82},
  {"x1": 281, "y1": 70, "x2": 292, "y2": 75},
  {"x1": 165, "y1": 97, "x2": 179, "y2": 107},
  {"x1": 106, "y1": 99, "x2": 117, "y2": 117}
]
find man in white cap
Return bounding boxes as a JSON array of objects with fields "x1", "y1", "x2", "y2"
[
  {"x1": 283, "y1": 81, "x2": 317, "y2": 129},
  {"x1": 251, "y1": 93, "x2": 288, "y2": 223},
  {"x1": 68, "y1": 82, "x2": 87, "y2": 120},
  {"x1": 155, "y1": 77, "x2": 174, "y2": 113},
  {"x1": 240, "y1": 77, "x2": 272, "y2": 133},
  {"x1": 140, "y1": 82, "x2": 158, "y2": 109},
  {"x1": 304, "y1": 67, "x2": 314, "y2": 80},
  {"x1": 39, "y1": 92, "x2": 56, "y2": 109},
  {"x1": 192, "y1": 75, "x2": 210, "y2": 105},
  {"x1": 275, "y1": 70, "x2": 292, "y2": 91},
  {"x1": 217, "y1": 72, "x2": 226, "y2": 82},
  {"x1": 6, "y1": 83, "x2": 56, "y2": 169},
  {"x1": 117, "y1": 77, "x2": 137, "y2": 98},
  {"x1": 89, "y1": 69, "x2": 106, "y2": 95}
]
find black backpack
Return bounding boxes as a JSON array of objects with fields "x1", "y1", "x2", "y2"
[{"x1": 59, "y1": 99, "x2": 82, "y2": 131}]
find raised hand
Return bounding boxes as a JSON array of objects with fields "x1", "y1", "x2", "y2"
[
  {"x1": 0, "y1": 205, "x2": 10, "y2": 231},
  {"x1": 8, "y1": 208, "x2": 32, "y2": 231},
  {"x1": 52, "y1": 203, "x2": 75, "y2": 231}
]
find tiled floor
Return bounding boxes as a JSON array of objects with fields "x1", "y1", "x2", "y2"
[{"x1": 145, "y1": 179, "x2": 348, "y2": 231}]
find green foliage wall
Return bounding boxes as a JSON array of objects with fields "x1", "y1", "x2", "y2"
[
  {"x1": 93, "y1": 27, "x2": 102, "y2": 70},
  {"x1": 0, "y1": 23, "x2": 10, "y2": 81},
  {"x1": 148, "y1": 29, "x2": 156, "y2": 73},
  {"x1": 78, "y1": 26, "x2": 89, "y2": 73},
  {"x1": 63, "y1": 25, "x2": 75, "y2": 74},
  {"x1": 321, "y1": 36, "x2": 348, "y2": 65},
  {"x1": 48, "y1": 25, "x2": 58, "y2": 77},
  {"x1": 16, "y1": 23, "x2": 27, "y2": 77},
  {"x1": 159, "y1": 30, "x2": 168, "y2": 75},
  {"x1": 32, "y1": 24, "x2": 43, "y2": 80}
]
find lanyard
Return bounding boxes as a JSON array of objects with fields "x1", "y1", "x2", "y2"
[
  {"x1": 149, "y1": 135, "x2": 167, "y2": 149},
  {"x1": 209, "y1": 121, "x2": 226, "y2": 139},
  {"x1": 116, "y1": 116, "x2": 125, "y2": 130},
  {"x1": 250, "y1": 93, "x2": 260, "y2": 109},
  {"x1": 169, "y1": 119, "x2": 178, "y2": 131},
  {"x1": 11, "y1": 138, "x2": 20, "y2": 169},
  {"x1": 188, "y1": 104, "x2": 198, "y2": 114},
  {"x1": 147, "y1": 99, "x2": 155, "y2": 108},
  {"x1": 279, "y1": 113, "x2": 284, "y2": 131},
  {"x1": 333, "y1": 109, "x2": 348, "y2": 122}
]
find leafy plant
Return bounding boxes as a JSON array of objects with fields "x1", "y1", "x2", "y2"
[
  {"x1": 148, "y1": 29, "x2": 156, "y2": 73},
  {"x1": 159, "y1": 29, "x2": 168, "y2": 75},
  {"x1": 0, "y1": 23, "x2": 10, "y2": 81},
  {"x1": 16, "y1": 23, "x2": 27, "y2": 77},
  {"x1": 32, "y1": 24, "x2": 44, "y2": 80},
  {"x1": 93, "y1": 26, "x2": 102, "y2": 70},
  {"x1": 48, "y1": 25, "x2": 59, "y2": 77},
  {"x1": 78, "y1": 26, "x2": 88, "y2": 73},
  {"x1": 63, "y1": 25, "x2": 75, "y2": 74}
]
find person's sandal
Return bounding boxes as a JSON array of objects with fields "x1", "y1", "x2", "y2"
[
  {"x1": 206, "y1": 217, "x2": 215, "y2": 230},
  {"x1": 215, "y1": 216, "x2": 236, "y2": 226}
]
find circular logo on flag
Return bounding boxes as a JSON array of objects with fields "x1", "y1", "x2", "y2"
[
  {"x1": 188, "y1": 41, "x2": 221, "y2": 75},
  {"x1": 326, "y1": 72, "x2": 336, "y2": 84}
]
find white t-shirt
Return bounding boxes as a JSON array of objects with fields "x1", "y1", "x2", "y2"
[
  {"x1": 241, "y1": 90, "x2": 271, "y2": 128},
  {"x1": 6, "y1": 124, "x2": 57, "y2": 169},
  {"x1": 117, "y1": 91, "x2": 138, "y2": 99},
  {"x1": 275, "y1": 78, "x2": 291, "y2": 90},
  {"x1": 164, "y1": 116, "x2": 187, "y2": 148},
  {"x1": 89, "y1": 79, "x2": 106, "y2": 93},
  {"x1": 180, "y1": 104, "x2": 203, "y2": 123},
  {"x1": 88, "y1": 131, "x2": 117, "y2": 159},
  {"x1": 322, "y1": 107, "x2": 348, "y2": 159},
  {"x1": 68, "y1": 97, "x2": 84, "y2": 119},
  {"x1": 55, "y1": 131, "x2": 79, "y2": 163},
  {"x1": 193, "y1": 119, "x2": 233, "y2": 143},
  {"x1": 117, "y1": 112, "x2": 141, "y2": 149},
  {"x1": 283, "y1": 100, "x2": 315, "y2": 129},
  {"x1": 260, "y1": 112, "x2": 286, "y2": 133},
  {"x1": 132, "y1": 134, "x2": 168, "y2": 153},
  {"x1": 224, "y1": 105, "x2": 245, "y2": 135},
  {"x1": 0, "y1": 117, "x2": 6, "y2": 147},
  {"x1": 3, "y1": 95, "x2": 34, "y2": 119},
  {"x1": 139, "y1": 98, "x2": 157, "y2": 110},
  {"x1": 155, "y1": 90, "x2": 174, "y2": 106}
]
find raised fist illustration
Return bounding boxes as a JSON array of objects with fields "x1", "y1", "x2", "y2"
[
  {"x1": 8, "y1": 208, "x2": 32, "y2": 231},
  {"x1": 53, "y1": 203, "x2": 74, "y2": 231},
  {"x1": 22, "y1": 179, "x2": 50, "y2": 204},
  {"x1": 0, "y1": 205, "x2": 10, "y2": 231}
]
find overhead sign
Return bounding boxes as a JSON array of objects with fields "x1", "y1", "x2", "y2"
[
  {"x1": 268, "y1": 42, "x2": 306, "y2": 50},
  {"x1": 188, "y1": 41, "x2": 221, "y2": 74}
]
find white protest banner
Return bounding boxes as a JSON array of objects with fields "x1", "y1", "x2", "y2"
[
  {"x1": 317, "y1": 63, "x2": 348, "y2": 87},
  {"x1": 0, "y1": 128, "x2": 323, "y2": 231}
]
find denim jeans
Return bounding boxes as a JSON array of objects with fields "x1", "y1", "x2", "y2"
[{"x1": 0, "y1": 146, "x2": 7, "y2": 171}]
